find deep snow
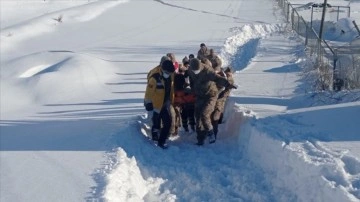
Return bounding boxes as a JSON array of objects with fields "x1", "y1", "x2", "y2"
[{"x1": 1, "y1": 0, "x2": 360, "y2": 202}]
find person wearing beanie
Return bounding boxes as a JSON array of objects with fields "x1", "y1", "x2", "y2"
[
  {"x1": 206, "y1": 49, "x2": 222, "y2": 72},
  {"x1": 187, "y1": 58, "x2": 237, "y2": 145},
  {"x1": 147, "y1": 55, "x2": 170, "y2": 80},
  {"x1": 197, "y1": 43, "x2": 210, "y2": 60},
  {"x1": 211, "y1": 66, "x2": 234, "y2": 140},
  {"x1": 166, "y1": 53, "x2": 179, "y2": 72},
  {"x1": 182, "y1": 56, "x2": 189, "y2": 64},
  {"x1": 144, "y1": 55, "x2": 171, "y2": 142},
  {"x1": 189, "y1": 54, "x2": 195, "y2": 60},
  {"x1": 144, "y1": 59, "x2": 175, "y2": 149}
]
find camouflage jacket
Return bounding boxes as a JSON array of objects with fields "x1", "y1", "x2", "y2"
[
  {"x1": 217, "y1": 71, "x2": 234, "y2": 99},
  {"x1": 207, "y1": 55, "x2": 222, "y2": 72},
  {"x1": 197, "y1": 48, "x2": 210, "y2": 60},
  {"x1": 189, "y1": 65, "x2": 231, "y2": 99}
]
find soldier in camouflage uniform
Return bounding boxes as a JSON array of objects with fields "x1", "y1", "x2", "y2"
[
  {"x1": 188, "y1": 58, "x2": 237, "y2": 145},
  {"x1": 207, "y1": 49, "x2": 222, "y2": 72},
  {"x1": 197, "y1": 43, "x2": 210, "y2": 60},
  {"x1": 211, "y1": 67, "x2": 234, "y2": 140}
]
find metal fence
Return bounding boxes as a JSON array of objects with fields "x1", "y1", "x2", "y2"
[
  {"x1": 334, "y1": 43, "x2": 360, "y2": 89},
  {"x1": 277, "y1": 0, "x2": 360, "y2": 91}
]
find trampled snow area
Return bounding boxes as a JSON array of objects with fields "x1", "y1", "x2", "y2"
[{"x1": 1, "y1": 0, "x2": 360, "y2": 201}]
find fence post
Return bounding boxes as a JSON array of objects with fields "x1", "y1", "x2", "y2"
[
  {"x1": 353, "y1": 20, "x2": 360, "y2": 36},
  {"x1": 319, "y1": 0, "x2": 328, "y2": 41},
  {"x1": 305, "y1": 24, "x2": 308, "y2": 46},
  {"x1": 287, "y1": 2, "x2": 290, "y2": 22},
  {"x1": 311, "y1": 6, "x2": 314, "y2": 27},
  {"x1": 333, "y1": 51, "x2": 338, "y2": 91}
]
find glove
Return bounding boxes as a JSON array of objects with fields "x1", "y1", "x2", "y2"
[
  {"x1": 227, "y1": 83, "x2": 238, "y2": 89},
  {"x1": 218, "y1": 90, "x2": 225, "y2": 99},
  {"x1": 145, "y1": 102, "x2": 153, "y2": 111}
]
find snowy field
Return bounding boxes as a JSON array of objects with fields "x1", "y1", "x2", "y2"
[{"x1": 1, "y1": 0, "x2": 360, "y2": 201}]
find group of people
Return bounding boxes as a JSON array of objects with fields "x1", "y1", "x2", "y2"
[{"x1": 144, "y1": 43, "x2": 237, "y2": 149}]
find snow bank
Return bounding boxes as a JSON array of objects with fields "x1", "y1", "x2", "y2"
[
  {"x1": 220, "y1": 24, "x2": 284, "y2": 68},
  {"x1": 0, "y1": 51, "x2": 119, "y2": 116},
  {"x1": 323, "y1": 18, "x2": 359, "y2": 42},
  {"x1": 103, "y1": 148, "x2": 174, "y2": 202},
  {"x1": 229, "y1": 104, "x2": 360, "y2": 202}
]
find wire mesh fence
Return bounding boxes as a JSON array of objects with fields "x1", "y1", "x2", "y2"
[{"x1": 277, "y1": 0, "x2": 360, "y2": 91}]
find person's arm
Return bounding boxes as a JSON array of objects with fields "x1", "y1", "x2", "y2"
[
  {"x1": 144, "y1": 78, "x2": 156, "y2": 111},
  {"x1": 218, "y1": 74, "x2": 234, "y2": 98},
  {"x1": 214, "y1": 56, "x2": 222, "y2": 72},
  {"x1": 209, "y1": 70, "x2": 237, "y2": 89}
]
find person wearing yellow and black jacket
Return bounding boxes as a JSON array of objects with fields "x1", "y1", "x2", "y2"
[
  {"x1": 144, "y1": 56, "x2": 171, "y2": 131},
  {"x1": 147, "y1": 56, "x2": 170, "y2": 80},
  {"x1": 144, "y1": 60, "x2": 175, "y2": 149}
]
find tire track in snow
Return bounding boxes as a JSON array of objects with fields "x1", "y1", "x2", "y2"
[{"x1": 153, "y1": 0, "x2": 265, "y2": 23}]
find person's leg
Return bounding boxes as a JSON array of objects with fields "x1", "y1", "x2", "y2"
[
  {"x1": 181, "y1": 105, "x2": 189, "y2": 132},
  {"x1": 196, "y1": 130, "x2": 207, "y2": 145},
  {"x1": 211, "y1": 115, "x2": 219, "y2": 140},
  {"x1": 188, "y1": 104, "x2": 196, "y2": 131},
  {"x1": 194, "y1": 100, "x2": 205, "y2": 145},
  {"x1": 212, "y1": 99, "x2": 223, "y2": 139},
  {"x1": 200, "y1": 96, "x2": 217, "y2": 144},
  {"x1": 151, "y1": 112, "x2": 160, "y2": 141},
  {"x1": 169, "y1": 105, "x2": 176, "y2": 136},
  {"x1": 158, "y1": 105, "x2": 172, "y2": 147},
  {"x1": 173, "y1": 105, "x2": 182, "y2": 136}
]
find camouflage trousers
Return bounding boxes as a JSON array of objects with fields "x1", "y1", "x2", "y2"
[
  {"x1": 170, "y1": 105, "x2": 181, "y2": 136},
  {"x1": 211, "y1": 96, "x2": 227, "y2": 137},
  {"x1": 194, "y1": 96, "x2": 217, "y2": 141}
]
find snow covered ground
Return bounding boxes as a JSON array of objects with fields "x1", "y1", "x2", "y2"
[{"x1": 1, "y1": 0, "x2": 360, "y2": 201}]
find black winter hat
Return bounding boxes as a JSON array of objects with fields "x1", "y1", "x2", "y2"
[
  {"x1": 161, "y1": 60, "x2": 175, "y2": 73},
  {"x1": 189, "y1": 58, "x2": 201, "y2": 71}
]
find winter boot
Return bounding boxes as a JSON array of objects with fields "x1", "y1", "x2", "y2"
[
  {"x1": 190, "y1": 125, "x2": 195, "y2": 132},
  {"x1": 196, "y1": 131, "x2": 205, "y2": 146},
  {"x1": 213, "y1": 127, "x2": 218, "y2": 140},
  {"x1": 183, "y1": 126, "x2": 189, "y2": 133},
  {"x1": 208, "y1": 130, "x2": 216, "y2": 144},
  {"x1": 157, "y1": 143, "x2": 169, "y2": 149},
  {"x1": 218, "y1": 113, "x2": 224, "y2": 124},
  {"x1": 151, "y1": 131, "x2": 159, "y2": 141},
  {"x1": 196, "y1": 139, "x2": 204, "y2": 146}
]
